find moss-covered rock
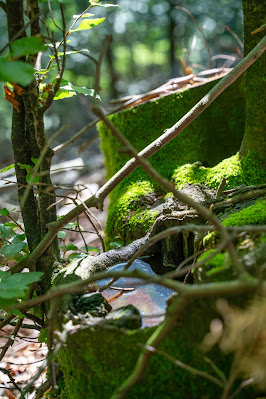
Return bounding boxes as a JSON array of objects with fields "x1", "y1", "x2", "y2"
[
  {"x1": 196, "y1": 198, "x2": 266, "y2": 282},
  {"x1": 97, "y1": 77, "x2": 250, "y2": 245},
  {"x1": 57, "y1": 298, "x2": 255, "y2": 399}
]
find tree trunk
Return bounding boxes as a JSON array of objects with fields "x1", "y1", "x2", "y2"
[
  {"x1": 6, "y1": 0, "x2": 58, "y2": 292},
  {"x1": 240, "y1": 0, "x2": 266, "y2": 161}
]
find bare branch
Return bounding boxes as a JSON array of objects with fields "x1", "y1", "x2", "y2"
[{"x1": 11, "y1": 35, "x2": 266, "y2": 275}]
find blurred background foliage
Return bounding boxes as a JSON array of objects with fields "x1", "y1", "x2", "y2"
[{"x1": 0, "y1": 0, "x2": 243, "y2": 167}]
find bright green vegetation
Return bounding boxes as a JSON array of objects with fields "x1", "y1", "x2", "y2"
[
  {"x1": 221, "y1": 198, "x2": 266, "y2": 226},
  {"x1": 98, "y1": 77, "x2": 248, "y2": 245},
  {"x1": 198, "y1": 199, "x2": 266, "y2": 281},
  {"x1": 56, "y1": 298, "x2": 255, "y2": 399},
  {"x1": 203, "y1": 199, "x2": 266, "y2": 247},
  {"x1": 173, "y1": 152, "x2": 265, "y2": 189},
  {"x1": 195, "y1": 250, "x2": 231, "y2": 282},
  {"x1": 98, "y1": 77, "x2": 265, "y2": 246}
]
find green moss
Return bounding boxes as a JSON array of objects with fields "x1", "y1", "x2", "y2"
[
  {"x1": 173, "y1": 152, "x2": 265, "y2": 190},
  {"x1": 195, "y1": 250, "x2": 232, "y2": 282},
  {"x1": 203, "y1": 199, "x2": 266, "y2": 250},
  {"x1": 99, "y1": 78, "x2": 244, "y2": 180},
  {"x1": 105, "y1": 180, "x2": 159, "y2": 245},
  {"x1": 58, "y1": 298, "x2": 254, "y2": 399},
  {"x1": 98, "y1": 77, "x2": 245, "y2": 244},
  {"x1": 222, "y1": 199, "x2": 266, "y2": 226}
]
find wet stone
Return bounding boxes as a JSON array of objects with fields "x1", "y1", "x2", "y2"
[
  {"x1": 70, "y1": 292, "x2": 112, "y2": 317},
  {"x1": 105, "y1": 305, "x2": 142, "y2": 330}
]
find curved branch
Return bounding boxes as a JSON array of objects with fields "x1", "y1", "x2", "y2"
[{"x1": 12, "y1": 35, "x2": 266, "y2": 273}]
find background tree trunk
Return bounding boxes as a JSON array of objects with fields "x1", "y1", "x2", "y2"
[{"x1": 240, "y1": 0, "x2": 266, "y2": 161}]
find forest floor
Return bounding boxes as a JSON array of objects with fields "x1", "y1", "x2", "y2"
[{"x1": 0, "y1": 145, "x2": 108, "y2": 398}]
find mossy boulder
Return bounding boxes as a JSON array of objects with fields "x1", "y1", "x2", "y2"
[
  {"x1": 98, "y1": 77, "x2": 248, "y2": 246},
  {"x1": 57, "y1": 298, "x2": 255, "y2": 399}
]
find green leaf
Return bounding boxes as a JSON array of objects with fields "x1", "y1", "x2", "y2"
[
  {"x1": 63, "y1": 222, "x2": 78, "y2": 229},
  {"x1": 0, "y1": 223, "x2": 15, "y2": 239},
  {"x1": 71, "y1": 84, "x2": 98, "y2": 97},
  {"x1": 53, "y1": 89, "x2": 77, "y2": 100},
  {"x1": 0, "y1": 271, "x2": 43, "y2": 299},
  {"x1": 0, "y1": 296, "x2": 19, "y2": 309},
  {"x1": 73, "y1": 13, "x2": 94, "y2": 18},
  {"x1": 49, "y1": 49, "x2": 90, "y2": 59},
  {"x1": 0, "y1": 164, "x2": 15, "y2": 174},
  {"x1": 11, "y1": 233, "x2": 26, "y2": 243},
  {"x1": 17, "y1": 162, "x2": 39, "y2": 184},
  {"x1": 54, "y1": 82, "x2": 100, "y2": 101},
  {"x1": 58, "y1": 231, "x2": 67, "y2": 239},
  {"x1": 60, "y1": 243, "x2": 78, "y2": 251},
  {"x1": 0, "y1": 242, "x2": 27, "y2": 259},
  {"x1": 67, "y1": 252, "x2": 86, "y2": 259},
  {"x1": 81, "y1": 246, "x2": 100, "y2": 252},
  {"x1": 0, "y1": 57, "x2": 34, "y2": 85},
  {"x1": 38, "y1": 328, "x2": 48, "y2": 343},
  {"x1": 17, "y1": 162, "x2": 32, "y2": 173},
  {"x1": 31, "y1": 157, "x2": 39, "y2": 165},
  {"x1": 90, "y1": 2, "x2": 119, "y2": 7},
  {"x1": 4, "y1": 222, "x2": 18, "y2": 229},
  {"x1": 11, "y1": 37, "x2": 47, "y2": 58},
  {"x1": 1, "y1": 208, "x2": 9, "y2": 216},
  {"x1": 70, "y1": 18, "x2": 105, "y2": 32}
]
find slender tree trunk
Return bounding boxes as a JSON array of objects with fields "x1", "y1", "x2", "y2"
[
  {"x1": 240, "y1": 0, "x2": 266, "y2": 160},
  {"x1": 6, "y1": 0, "x2": 41, "y2": 252},
  {"x1": 6, "y1": 0, "x2": 58, "y2": 292},
  {"x1": 168, "y1": 0, "x2": 177, "y2": 77}
]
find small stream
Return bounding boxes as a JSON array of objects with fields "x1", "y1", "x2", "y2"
[{"x1": 99, "y1": 260, "x2": 175, "y2": 327}]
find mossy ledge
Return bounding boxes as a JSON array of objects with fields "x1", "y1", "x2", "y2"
[
  {"x1": 98, "y1": 77, "x2": 247, "y2": 246},
  {"x1": 56, "y1": 298, "x2": 255, "y2": 399},
  {"x1": 102, "y1": 151, "x2": 265, "y2": 246}
]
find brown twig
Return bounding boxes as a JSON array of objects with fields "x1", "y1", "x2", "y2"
[
  {"x1": 225, "y1": 25, "x2": 244, "y2": 49},
  {"x1": 0, "y1": 318, "x2": 24, "y2": 362},
  {"x1": 11, "y1": 35, "x2": 266, "y2": 275},
  {"x1": 0, "y1": 367, "x2": 22, "y2": 393},
  {"x1": 41, "y1": 4, "x2": 67, "y2": 113},
  {"x1": 176, "y1": 6, "x2": 212, "y2": 68},
  {"x1": 142, "y1": 345, "x2": 224, "y2": 387},
  {"x1": 94, "y1": 34, "x2": 112, "y2": 101},
  {"x1": 0, "y1": 12, "x2": 43, "y2": 55},
  {"x1": 93, "y1": 107, "x2": 247, "y2": 278}
]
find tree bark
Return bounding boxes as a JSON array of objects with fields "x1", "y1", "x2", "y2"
[{"x1": 240, "y1": 0, "x2": 266, "y2": 160}]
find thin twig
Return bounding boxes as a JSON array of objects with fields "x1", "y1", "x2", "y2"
[
  {"x1": 176, "y1": 6, "x2": 212, "y2": 68},
  {"x1": 225, "y1": 25, "x2": 244, "y2": 49},
  {"x1": 0, "y1": 12, "x2": 44, "y2": 55},
  {"x1": 20, "y1": 323, "x2": 73, "y2": 399},
  {"x1": 142, "y1": 345, "x2": 224, "y2": 388},
  {"x1": 11, "y1": 35, "x2": 266, "y2": 274},
  {"x1": 9, "y1": 267, "x2": 261, "y2": 315},
  {"x1": 93, "y1": 107, "x2": 247, "y2": 278},
  {"x1": 94, "y1": 34, "x2": 112, "y2": 101},
  {"x1": 0, "y1": 318, "x2": 24, "y2": 362},
  {"x1": 0, "y1": 367, "x2": 22, "y2": 392},
  {"x1": 41, "y1": 4, "x2": 67, "y2": 113}
]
